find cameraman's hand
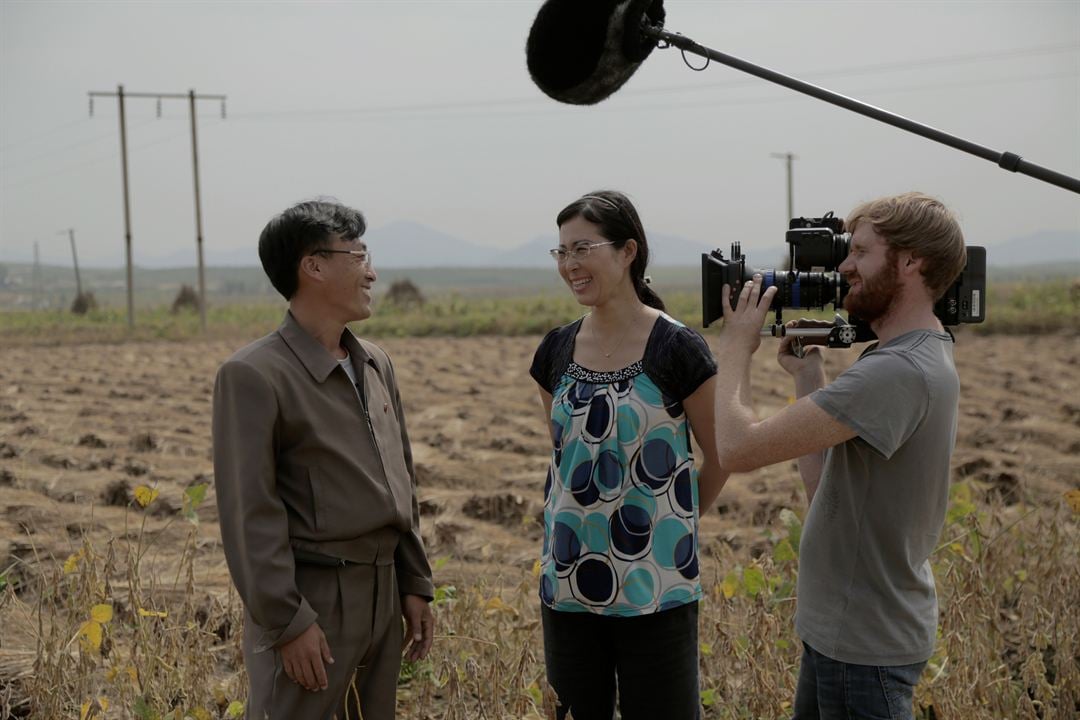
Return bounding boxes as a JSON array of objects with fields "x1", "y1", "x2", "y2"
[
  {"x1": 720, "y1": 275, "x2": 777, "y2": 354},
  {"x1": 777, "y1": 319, "x2": 829, "y2": 378}
]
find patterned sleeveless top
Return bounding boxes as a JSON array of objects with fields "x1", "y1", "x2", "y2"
[{"x1": 529, "y1": 314, "x2": 717, "y2": 616}]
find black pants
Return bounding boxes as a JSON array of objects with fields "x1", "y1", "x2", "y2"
[{"x1": 541, "y1": 602, "x2": 701, "y2": 720}]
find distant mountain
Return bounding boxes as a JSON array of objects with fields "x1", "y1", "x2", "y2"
[
  {"x1": 125, "y1": 220, "x2": 493, "y2": 269},
  {"x1": 645, "y1": 232, "x2": 718, "y2": 267},
  {"x1": 493, "y1": 235, "x2": 553, "y2": 267},
  {"x1": 984, "y1": 230, "x2": 1079, "y2": 267},
  {"x1": 364, "y1": 220, "x2": 491, "y2": 267},
  {"x1": 490, "y1": 231, "x2": 729, "y2": 268},
  {"x1": 62, "y1": 223, "x2": 1077, "y2": 270}
]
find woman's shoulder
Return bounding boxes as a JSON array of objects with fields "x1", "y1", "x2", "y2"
[
  {"x1": 651, "y1": 312, "x2": 709, "y2": 346},
  {"x1": 643, "y1": 313, "x2": 717, "y2": 401},
  {"x1": 530, "y1": 317, "x2": 583, "y2": 392},
  {"x1": 535, "y1": 317, "x2": 583, "y2": 354}
]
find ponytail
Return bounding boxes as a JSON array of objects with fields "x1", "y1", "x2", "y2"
[{"x1": 633, "y1": 271, "x2": 665, "y2": 311}]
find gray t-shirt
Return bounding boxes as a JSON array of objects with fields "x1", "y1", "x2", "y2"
[{"x1": 797, "y1": 329, "x2": 959, "y2": 666}]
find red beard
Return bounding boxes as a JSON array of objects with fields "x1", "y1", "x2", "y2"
[{"x1": 843, "y1": 253, "x2": 900, "y2": 323}]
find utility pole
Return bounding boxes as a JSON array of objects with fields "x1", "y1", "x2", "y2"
[
  {"x1": 32, "y1": 241, "x2": 41, "y2": 310},
  {"x1": 189, "y1": 90, "x2": 207, "y2": 332},
  {"x1": 57, "y1": 228, "x2": 82, "y2": 297},
  {"x1": 88, "y1": 85, "x2": 134, "y2": 328},
  {"x1": 89, "y1": 86, "x2": 226, "y2": 331},
  {"x1": 770, "y1": 151, "x2": 797, "y2": 224}
]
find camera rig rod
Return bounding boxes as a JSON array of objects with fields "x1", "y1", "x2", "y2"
[
  {"x1": 764, "y1": 328, "x2": 855, "y2": 347},
  {"x1": 641, "y1": 25, "x2": 1080, "y2": 195},
  {"x1": 761, "y1": 326, "x2": 833, "y2": 339},
  {"x1": 760, "y1": 319, "x2": 860, "y2": 349}
]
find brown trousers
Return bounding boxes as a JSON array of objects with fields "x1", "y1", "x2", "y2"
[{"x1": 243, "y1": 562, "x2": 402, "y2": 720}]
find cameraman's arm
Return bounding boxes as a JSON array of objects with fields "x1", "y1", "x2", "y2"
[
  {"x1": 714, "y1": 278, "x2": 856, "y2": 485},
  {"x1": 790, "y1": 372, "x2": 828, "y2": 504},
  {"x1": 717, "y1": 380, "x2": 855, "y2": 482},
  {"x1": 778, "y1": 328, "x2": 829, "y2": 504}
]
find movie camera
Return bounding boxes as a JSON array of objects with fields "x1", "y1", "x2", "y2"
[{"x1": 701, "y1": 213, "x2": 987, "y2": 347}]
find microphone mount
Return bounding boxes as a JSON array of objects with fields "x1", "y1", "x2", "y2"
[{"x1": 638, "y1": 23, "x2": 1080, "y2": 195}]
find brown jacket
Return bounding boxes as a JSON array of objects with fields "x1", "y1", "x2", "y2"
[{"x1": 212, "y1": 312, "x2": 433, "y2": 652}]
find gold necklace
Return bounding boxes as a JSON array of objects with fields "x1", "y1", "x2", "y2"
[{"x1": 589, "y1": 313, "x2": 630, "y2": 358}]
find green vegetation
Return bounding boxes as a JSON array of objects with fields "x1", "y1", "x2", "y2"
[
  {"x1": 0, "y1": 304, "x2": 287, "y2": 345},
  {"x1": 1, "y1": 278, "x2": 1076, "y2": 346},
  {"x1": 969, "y1": 279, "x2": 1080, "y2": 335},
  {"x1": 13, "y1": 480, "x2": 1079, "y2": 718}
]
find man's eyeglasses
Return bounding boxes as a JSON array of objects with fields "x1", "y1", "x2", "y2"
[
  {"x1": 548, "y1": 241, "x2": 615, "y2": 263},
  {"x1": 314, "y1": 248, "x2": 372, "y2": 266}
]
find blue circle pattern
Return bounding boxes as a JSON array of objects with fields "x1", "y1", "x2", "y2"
[{"x1": 541, "y1": 365, "x2": 702, "y2": 616}]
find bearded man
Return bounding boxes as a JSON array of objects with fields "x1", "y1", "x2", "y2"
[{"x1": 711, "y1": 192, "x2": 967, "y2": 720}]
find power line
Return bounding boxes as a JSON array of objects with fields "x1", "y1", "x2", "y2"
[
  {"x1": 1, "y1": 67, "x2": 1069, "y2": 192},
  {"x1": 1, "y1": 49, "x2": 1074, "y2": 193},
  {"x1": 223, "y1": 69, "x2": 1078, "y2": 125},
  {"x1": 0, "y1": 118, "x2": 157, "y2": 172},
  {"x1": 0, "y1": 117, "x2": 89, "y2": 153},
  {"x1": 0, "y1": 125, "x2": 197, "y2": 192},
  {"x1": 227, "y1": 42, "x2": 1079, "y2": 121},
  {"x1": 611, "y1": 70, "x2": 1080, "y2": 114},
  {"x1": 634, "y1": 41, "x2": 1080, "y2": 99},
  {"x1": 0, "y1": 42, "x2": 1073, "y2": 146},
  {"x1": 0, "y1": 65, "x2": 1072, "y2": 191}
]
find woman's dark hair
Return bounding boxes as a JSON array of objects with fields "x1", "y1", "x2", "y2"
[
  {"x1": 555, "y1": 189, "x2": 665, "y2": 311},
  {"x1": 257, "y1": 199, "x2": 366, "y2": 299}
]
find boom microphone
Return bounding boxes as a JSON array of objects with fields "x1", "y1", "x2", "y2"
[
  {"x1": 526, "y1": 0, "x2": 665, "y2": 105},
  {"x1": 525, "y1": 1, "x2": 1080, "y2": 194}
]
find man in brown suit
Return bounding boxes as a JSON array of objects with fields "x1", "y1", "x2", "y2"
[{"x1": 213, "y1": 199, "x2": 434, "y2": 720}]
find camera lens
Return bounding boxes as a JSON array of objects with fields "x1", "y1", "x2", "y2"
[{"x1": 761, "y1": 270, "x2": 844, "y2": 311}]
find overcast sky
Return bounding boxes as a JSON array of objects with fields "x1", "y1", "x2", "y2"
[{"x1": 1, "y1": 0, "x2": 1077, "y2": 268}]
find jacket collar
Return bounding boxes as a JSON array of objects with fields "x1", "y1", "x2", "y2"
[{"x1": 279, "y1": 310, "x2": 372, "y2": 383}]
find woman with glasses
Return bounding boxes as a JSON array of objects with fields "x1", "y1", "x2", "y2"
[{"x1": 529, "y1": 190, "x2": 727, "y2": 720}]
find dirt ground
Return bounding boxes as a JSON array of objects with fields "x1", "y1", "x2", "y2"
[{"x1": 1, "y1": 330, "x2": 1078, "y2": 663}]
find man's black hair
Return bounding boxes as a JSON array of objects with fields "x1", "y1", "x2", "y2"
[{"x1": 258, "y1": 199, "x2": 367, "y2": 299}]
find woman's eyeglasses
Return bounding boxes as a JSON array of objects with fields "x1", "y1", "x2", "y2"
[{"x1": 548, "y1": 241, "x2": 614, "y2": 263}]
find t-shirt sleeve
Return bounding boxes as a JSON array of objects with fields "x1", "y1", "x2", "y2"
[
  {"x1": 809, "y1": 350, "x2": 929, "y2": 459},
  {"x1": 529, "y1": 326, "x2": 562, "y2": 394},
  {"x1": 666, "y1": 326, "x2": 719, "y2": 401}
]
